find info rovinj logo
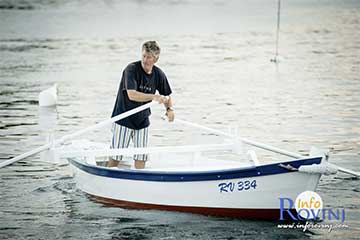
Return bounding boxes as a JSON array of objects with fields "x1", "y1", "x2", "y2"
[{"x1": 279, "y1": 191, "x2": 345, "y2": 222}]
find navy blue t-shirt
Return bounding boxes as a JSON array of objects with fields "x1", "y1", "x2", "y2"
[{"x1": 111, "y1": 61, "x2": 172, "y2": 129}]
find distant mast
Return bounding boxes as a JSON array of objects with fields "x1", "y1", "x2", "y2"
[{"x1": 271, "y1": 0, "x2": 281, "y2": 63}]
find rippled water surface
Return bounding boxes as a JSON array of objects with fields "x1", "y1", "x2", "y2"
[{"x1": 1, "y1": 0, "x2": 359, "y2": 239}]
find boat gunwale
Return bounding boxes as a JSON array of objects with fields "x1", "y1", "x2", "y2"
[{"x1": 68, "y1": 156, "x2": 323, "y2": 182}]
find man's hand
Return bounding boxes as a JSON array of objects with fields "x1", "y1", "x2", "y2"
[
  {"x1": 166, "y1": 109, "x2": 175, "y2": 122},
  {"x1": 154, "y1": 95, "x2": 168, "y2": 104}
]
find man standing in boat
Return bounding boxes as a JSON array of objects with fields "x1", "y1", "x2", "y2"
[{"x1": 108, "y1": 41, "x2": 174, "y2": 169}]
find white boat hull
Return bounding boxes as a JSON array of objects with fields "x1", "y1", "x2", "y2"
[{"x1": 69, "y1": 157, "x2": 322, "y2": 219}]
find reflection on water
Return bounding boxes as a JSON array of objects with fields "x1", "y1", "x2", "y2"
[
  {"x1": 38, "y1": 107, "x2": 57, "y2": 131},
  {"x1": 0, "y1": 0, "x2": 360, "y2": 239}
]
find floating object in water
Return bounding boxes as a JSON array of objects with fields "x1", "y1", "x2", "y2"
[{"x1": 39, "y1": 84, "x2": 57, "y2": 107}]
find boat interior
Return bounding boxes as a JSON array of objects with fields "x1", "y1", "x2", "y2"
[{"x1": 58, "y1": 139, "x2": 296, "y2": 172}]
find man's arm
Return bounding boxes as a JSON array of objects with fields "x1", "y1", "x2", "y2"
[
  {"x1": 164, "y1": 95, "x2": 173, "y2": 109},
  {"x1": 164, "y1": 96, "x2": 174, "y2": 122},
  {"x1": 127, "y1": 90, "x2": 168, "y2": 104}
]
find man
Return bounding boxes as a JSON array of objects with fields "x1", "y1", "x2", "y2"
[{"x1": 108, "y1": 41, "x2": 174, "y2": 169}]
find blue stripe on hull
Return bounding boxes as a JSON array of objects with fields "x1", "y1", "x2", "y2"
[{"x1": 69, "y1": 157, "x2": 322, "y2": 182}]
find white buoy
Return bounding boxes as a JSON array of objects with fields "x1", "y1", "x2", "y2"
[
  {"x1": 38, "y1": 95, "x2": 61, "y2": 164},
  {"x1": 39, "y1": 84, "x2": 57, "y2": 107}
]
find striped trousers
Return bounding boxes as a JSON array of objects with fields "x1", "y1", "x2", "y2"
[{"x1": 110, "y1": 123, "x2": 149, "y2": 161}]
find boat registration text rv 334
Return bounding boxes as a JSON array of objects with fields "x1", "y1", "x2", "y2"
[{"x1": 218, "y1": 180, "x2": 257, "y2": 193}]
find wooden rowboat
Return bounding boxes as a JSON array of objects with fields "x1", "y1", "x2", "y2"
[
  {"x1": 2, "y1": 101, "x2": 357, "y2": 220},
  {"x1": 70, "y1": 160, "x2": 320, "y2": 219},
  {"x1": 63, "y1": 140, "x2": 325, "y2": 220}
]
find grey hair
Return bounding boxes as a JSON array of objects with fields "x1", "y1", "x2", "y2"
[{"x1": 142, "y1": 41, "x2": 161, "y2": 61}]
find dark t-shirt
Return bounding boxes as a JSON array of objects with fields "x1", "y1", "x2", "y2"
[{"x1": 111, "y1": 61, "x2": 172, "y2": 129}]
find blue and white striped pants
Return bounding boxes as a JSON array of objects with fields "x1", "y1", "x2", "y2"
[{"x1": 110, "y1": 123, "x2": 149, "y2": 161}]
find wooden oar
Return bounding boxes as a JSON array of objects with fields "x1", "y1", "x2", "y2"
[
  {"x1": 0, "y1": 101, "x2": 156, "y2": 169},
  {"x1": 175, "y1": 118, "x2": 360, "y2": 177}
]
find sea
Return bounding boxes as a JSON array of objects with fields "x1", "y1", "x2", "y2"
[{"x1": 0, "y1": 0, "x2": 359, "y2": 239}]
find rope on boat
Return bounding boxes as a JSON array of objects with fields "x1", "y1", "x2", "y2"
[
  {"x1": 279, "y1": 162, "x2": 338, "y2": 175},
  {"x1": 298, "y1": 162, "x2": 338, "y2": 175}
]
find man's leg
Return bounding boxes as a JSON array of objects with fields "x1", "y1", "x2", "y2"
[
  {"x1": 133, "y1": 127, "x2": 149, "y2": 169},
  {"x1": 108, "y1": 123, "x2": 132, "y2": 167}
]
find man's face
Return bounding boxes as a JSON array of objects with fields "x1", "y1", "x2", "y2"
[{"x1": 141, "y1": 50, "x2": 156, "y2": 73}]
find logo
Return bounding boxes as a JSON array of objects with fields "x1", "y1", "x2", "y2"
[
  {"x1": 294, "y1": 191, "x2": 323, "y2": 219},
  {"x1": 279, "y1": 191, "x2": 345, "y2": 222},
  {"x1": 278, "y1": 191, "x2": 348, "y2": 232}
]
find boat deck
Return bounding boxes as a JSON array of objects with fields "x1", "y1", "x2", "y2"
[
  {"x1": 91, "y1": 152, "x2": 255, "y2": 172},
  {"x1": 62, "y1": 140, "x2": 294, "y2": 172}
]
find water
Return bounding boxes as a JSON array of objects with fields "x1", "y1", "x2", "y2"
[{"x1": 1, "y1": 0, "x2": 359, "y2": 239}]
